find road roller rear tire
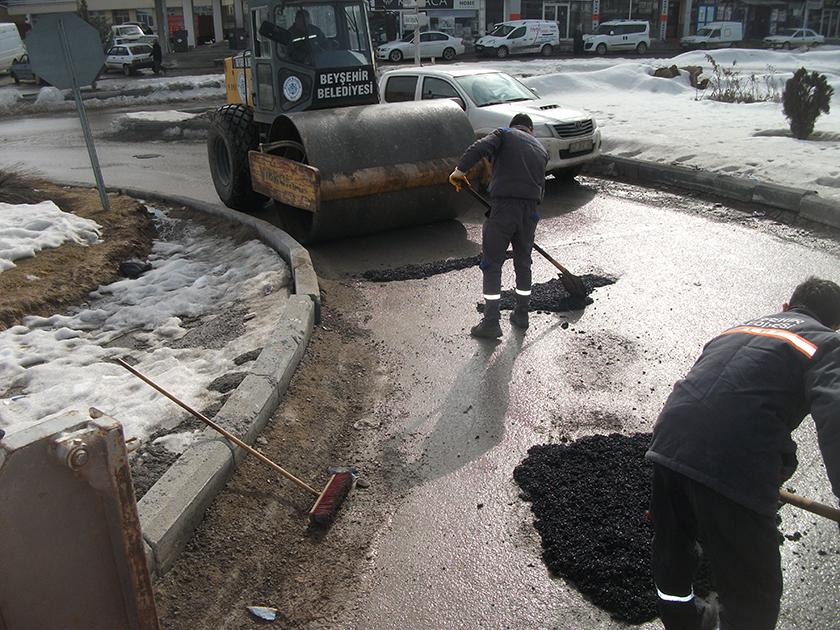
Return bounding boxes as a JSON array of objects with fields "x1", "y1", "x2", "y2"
[{"x1": 208, "y1": 104, "x2": 267, "y2": 212}]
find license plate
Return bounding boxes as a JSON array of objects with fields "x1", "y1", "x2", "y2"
[{"x1": 570, "y1": 140, "x2": 592, "y2": 153}]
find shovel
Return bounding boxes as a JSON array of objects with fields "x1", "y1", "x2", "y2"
[
  {"x1": 463, "y1": 183, "x2": 587, "y2": 297},
  {"x1": 780, "y1": 489, "x2": 840, "y2": 523}
]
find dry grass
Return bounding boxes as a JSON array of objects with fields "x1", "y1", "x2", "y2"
[{"x1": 0, "y1": 168, "x2": 157, "y2": 330}]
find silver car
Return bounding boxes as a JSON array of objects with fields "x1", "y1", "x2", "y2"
[
  {"x1": 763, "y1": 28, "x2": 825, "y2": 49},
  {"x1": 104, "y1": 43, "x2": 155, "y2": 76}
]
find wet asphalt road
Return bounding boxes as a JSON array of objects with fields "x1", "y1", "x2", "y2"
[
  {"x1": 2, "y1": 68, "x2": 840, "y2": 627},
  {"x1": 303, "y1": 177, "x2": 840, "y2": 629}
]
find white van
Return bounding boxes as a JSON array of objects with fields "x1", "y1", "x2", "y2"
[
  {"x1": 0, "y1": 23, "x2": 26, "y2": 73},
  {"x1": 475, "y1": 20, "x2": 559, "y2": 58},
  {"x1": 680, "y1": 22, "x2": 743, "y2": 49},
  {"x1": 583, "y1": 20, "x2": 650, "y2": 55}
]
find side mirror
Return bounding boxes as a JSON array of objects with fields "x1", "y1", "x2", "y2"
[{"x1": 259, "y1": 20, "x2": 291, "y2": 45}]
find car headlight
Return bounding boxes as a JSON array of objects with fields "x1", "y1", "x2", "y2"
[{"x1": 532, "y1": 124, "x2": 553, "y2": 138}]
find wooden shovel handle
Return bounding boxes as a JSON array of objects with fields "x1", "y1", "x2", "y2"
[{"x1": 780, "y1": 489, "x2": 840, "y2": 523}]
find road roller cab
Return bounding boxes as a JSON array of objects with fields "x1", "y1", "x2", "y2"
[{"x1": 209, "y1": 0, "x2": 480, "y2": 244}]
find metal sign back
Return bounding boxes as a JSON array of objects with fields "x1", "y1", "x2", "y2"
[
  {"x1": 250, "y1": 151, "x2": 321, "y2": 213},
  {"x1": 26, "y1": 13, "x2": 104, "y2": 89}
]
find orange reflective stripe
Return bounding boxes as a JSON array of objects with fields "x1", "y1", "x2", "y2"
[{"x1": 721, "y1": 326, "x2": 818, "y2": 358}]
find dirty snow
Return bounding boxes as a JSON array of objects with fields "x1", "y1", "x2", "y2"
[{"x1": 0, "y1": 203, "x2": 291, "y2": 447}]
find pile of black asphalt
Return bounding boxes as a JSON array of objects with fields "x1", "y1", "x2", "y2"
[
  {"x1": 514, "y1": 432, "x2": 715, "y2": 624},
  {"x1": 361, "y1": 254, "x2": 615, "y2": 312}
]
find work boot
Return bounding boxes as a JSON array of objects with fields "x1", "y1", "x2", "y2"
[
  {"x1": 471, "y1": 318, "x2": 502, "y2": 338},
  {"x1": 472, "y1": 298, "x2": 501, "y2": 338},
  {"x1": 699, "y1": 599, "x2": 719, "y2": 630},
  {"x1": 510, "y1": 291, "x2": 530, "y2": 329},
  {"x1": 510, "y1": 309, "x2": 529, "y2": 329}
]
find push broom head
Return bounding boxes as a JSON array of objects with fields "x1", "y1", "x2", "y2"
[{"x1": 309, "y1": 469, "x2": 354, "y2": 525}]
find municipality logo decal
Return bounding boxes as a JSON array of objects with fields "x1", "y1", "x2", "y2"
[{"x1": 283, "y1": 76, "x2": 304, "y2": 101}]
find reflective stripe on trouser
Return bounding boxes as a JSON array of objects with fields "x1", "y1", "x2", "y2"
[{"x1": 481, "y1": 197, "x2": 538, "y2": 297}]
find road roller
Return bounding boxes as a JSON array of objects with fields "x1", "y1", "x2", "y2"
[{"x1": 207, "y1": 0, "x2": 481, "y2": 243}]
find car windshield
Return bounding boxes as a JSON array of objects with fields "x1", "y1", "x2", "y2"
[
  {"x1": 696, "y1": 27, "x2": 713, "y2": 36},
  {"x1": 489, "y1": 24, "x2": 516, "y2": 37},
  {"x1": 454, "y1": 72, "x2": 535, "y2": 107},
  {"x1": 779, "y1": 29, "x2": 798, "y2": 36},
  {"x1": 400, "y1": 33, "x2": 415, "y2": 42}
]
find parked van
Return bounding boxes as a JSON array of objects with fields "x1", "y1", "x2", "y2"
[
  {"x1": 0, "y1": 23, "x2": 26, "y2": 73},
  {"x1": 583, "y1": 20, "x2": 650, "y2": 55},
  {"x1": 680, "y1": 21, "x2": 743, "y2": 49},
  {"x1": 475, "y1": 20, "x2": 559, "y2": 58}
]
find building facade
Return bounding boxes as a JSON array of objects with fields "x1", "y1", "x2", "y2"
[
  {"x1": 4, "y1": 0, "x2": 247, "y2": 48},
  {"x1": 4, "y1": 0, "x2": 837, "y2": 50},
  {"x1": 373, "y1": 0, "x2": 838, "y2": 42}
]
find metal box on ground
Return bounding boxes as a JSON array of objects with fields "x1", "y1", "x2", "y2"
[{"x1": 0, "y1": 410, "x2": 159, "y2": 630}]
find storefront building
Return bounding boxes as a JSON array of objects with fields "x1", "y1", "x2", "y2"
[{"x1": 372, "y1": 0, "x2": 837, "y2": 43}]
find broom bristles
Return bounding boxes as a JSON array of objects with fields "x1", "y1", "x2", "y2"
[{"x1": 309, "y1": 471, "x2": 353, "y2": 525}]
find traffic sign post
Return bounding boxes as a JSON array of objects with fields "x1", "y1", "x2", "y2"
[{"x1": 26, "y1": 13, "x2": 110, "y2": 211}]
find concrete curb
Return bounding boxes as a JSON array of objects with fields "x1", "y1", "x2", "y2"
[
  {"x1": 83, "y1": 185, "x2": 320, "y2": 577},
  {"x1": 589, "y1": 155, "x2": 840, "y2": 224}
]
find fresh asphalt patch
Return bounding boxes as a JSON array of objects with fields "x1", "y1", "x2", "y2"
[
  {"x1": 361, "y1": 253, "x2": 616, "y2": 312},
  {"x1": 514, "y1": 432, "x2": 715, "y2": 624}
]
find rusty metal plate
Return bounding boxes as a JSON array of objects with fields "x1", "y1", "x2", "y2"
[{"x1": 249, "y1": 151, "x2": 320, "y2": 213}]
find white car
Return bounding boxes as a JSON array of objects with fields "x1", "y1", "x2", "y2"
[
  {"x1": 376, "y1": 31, "x2": 465, "y2": 63},
  {"x1": 379, "y1": 67, "x2": 601, "y2": 178},
  {"x1": 763, "y1": 28, "x2": 825, "y2": 49},
  {"x1": 104, "y1": 42, "x2": 156, "y2": 76}
]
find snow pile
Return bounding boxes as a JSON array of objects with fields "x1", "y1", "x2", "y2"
[
  {"x1": 0, "y1": 201, "x2": 101, "y2": 271},
  {"x1": 455, "y1": 47, "x2": 840, "y2": 202}
]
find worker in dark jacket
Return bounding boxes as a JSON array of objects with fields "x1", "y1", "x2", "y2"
[
  {"x1": 646, "y1": 277, "x2": 840, "y2": 630},
  {"x1": 449, "y1": 114, "x2": 548, "y2": 338}
]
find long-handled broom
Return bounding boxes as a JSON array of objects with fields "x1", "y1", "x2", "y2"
[{"x1": 116, "y1": 358, "x2": 352, "y2": 525}]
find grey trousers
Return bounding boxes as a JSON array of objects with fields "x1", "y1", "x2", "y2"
[{"x1": 481, "y1": 197, "x2": 539, "y2": 299}]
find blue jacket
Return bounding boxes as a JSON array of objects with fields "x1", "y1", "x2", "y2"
[
  {"x1": 457, "y1": 125, "x2": 548, "y2": 203},
  {"x1": 646, "y1": 308, "x2": 840, "y2": 515}
]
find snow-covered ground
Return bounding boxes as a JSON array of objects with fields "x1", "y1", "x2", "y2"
[
  {"x1": 0, "y1": 201, "x2": 291, "y2": 449},
  {"x1": 504, "y1": 47, "x2": 840, "y2": 203},
  {"x1": 0, "y1": 45, "x2": 838, "y2": 451}
]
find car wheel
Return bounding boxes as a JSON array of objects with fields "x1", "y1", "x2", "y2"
[
  {"x1": 442, "y1": 47, "x2": 456, "y2": 61},
  {"x1": 636, "y1": 41, "x2": 647, "y2": 54},
  {"x1": 207, "y1": 103, "x2": 267, "y2": 212},
  {"x1": 123, "y1": 64, "x2": 132, "y2": 76},
  {"x1": 700, "y1": 41, "x2": 707, "y2": 49},
  {"x1": 596, "y1": 43, "x2": 607, "y2": 55},
  {"x1": 541, "y1": 44, "x2": 552, "y2": 56},
  {"x1": 496, "y1": 46, "x2": 509, "y2": 58},
  {"x1": 783, "y1": 42, "x2": 791, "y2": 50},
  {"x1": 389, "y1": 49, "x2": 403, "y2": 62}
]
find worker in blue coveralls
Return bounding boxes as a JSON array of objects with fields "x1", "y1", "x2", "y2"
[
  {"x1": 646, "y1": 277, "x2": 840, "y2": 630},
  {"x1": 449, "y1": 113, "x2": 548, "y2": 338}
]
